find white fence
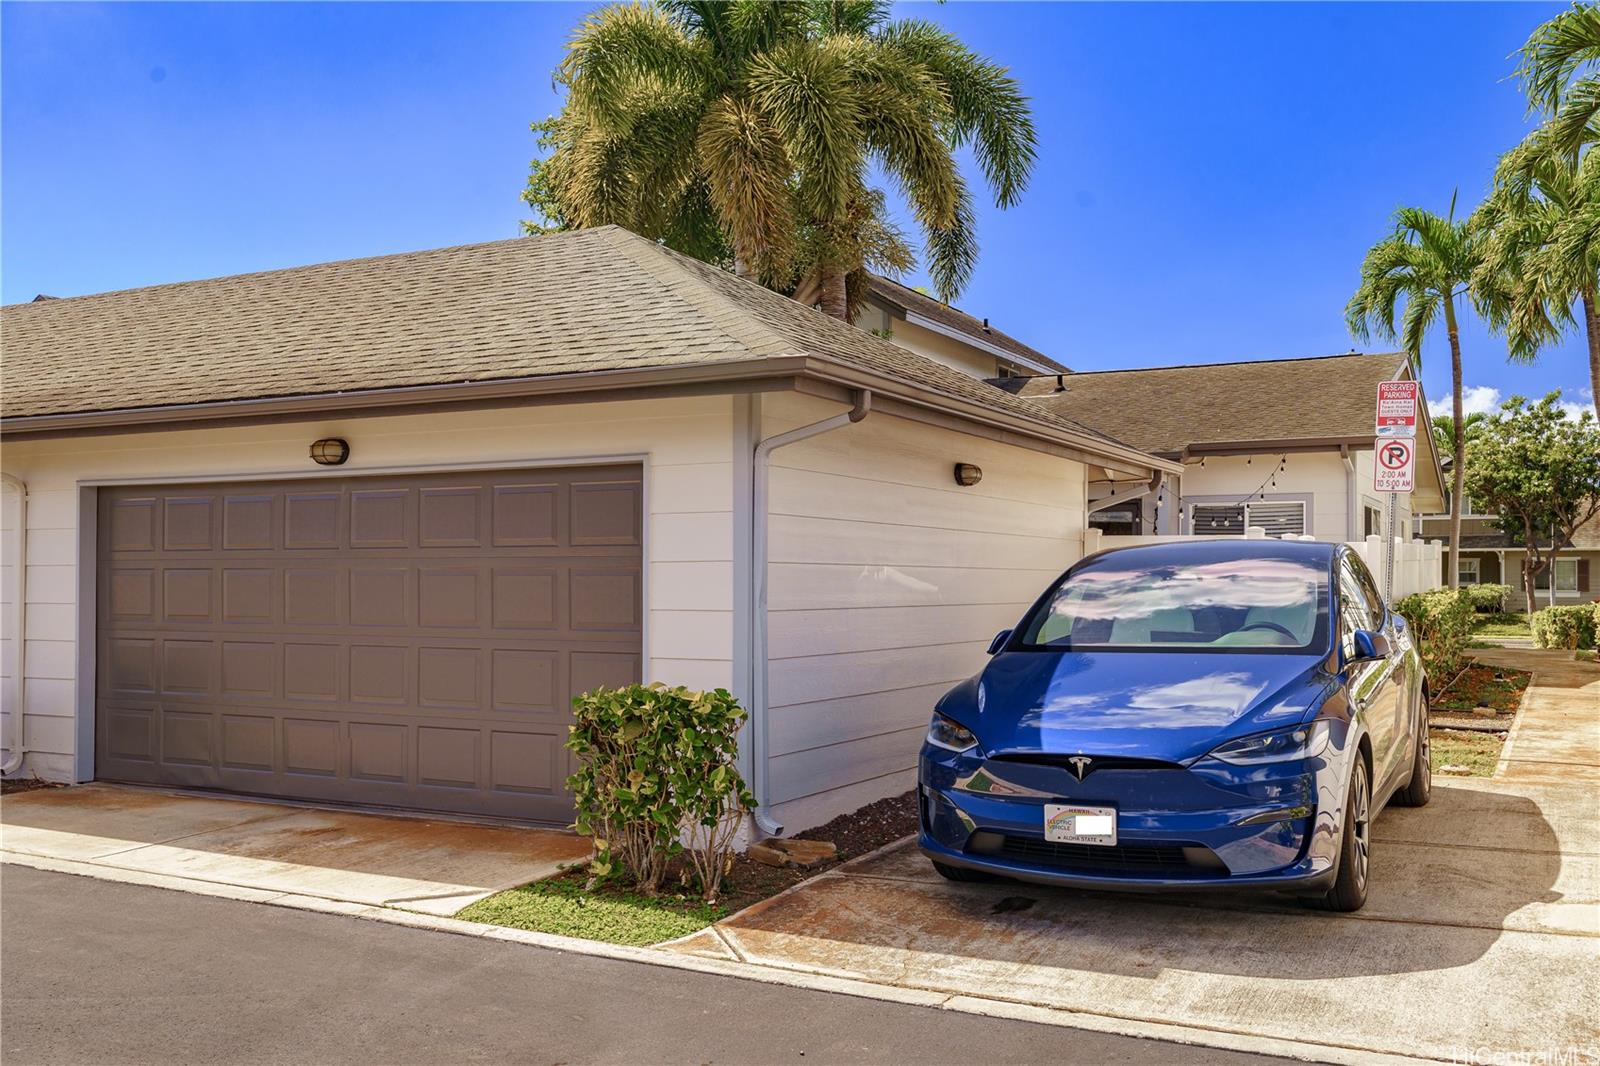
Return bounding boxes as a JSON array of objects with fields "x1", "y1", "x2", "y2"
[{"x1": 1084, "y1": 528, "x2": 1445, "y2": 602}]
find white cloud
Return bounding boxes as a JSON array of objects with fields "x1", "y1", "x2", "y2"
[
  {"x1": 1428, "y1": 385, "x2": 1596, "y2": 421},
  {"x1": 1429, "y1": 385, "x2": 1502, "y2": 418}
]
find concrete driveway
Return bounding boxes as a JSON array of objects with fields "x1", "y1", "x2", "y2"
[
  {"x1": 666, "y1": 649, "x2": 1600, "y2": 1062},
  {"x1": 0, "y1": 783, "x2": 589, "y2": 915}
]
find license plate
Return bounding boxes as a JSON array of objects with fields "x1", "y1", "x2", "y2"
[{"x1": 1044, "y1": 803, "x2": 1117, "y2": 846}]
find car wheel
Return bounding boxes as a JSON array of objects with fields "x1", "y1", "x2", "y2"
[
  {"x1": 932, "y1": 860, "x2": 1006, "y2": 883},
  {"x1": 1395, "y1": 691, "x2": 1432, "y2": 808},
  {"x1": 1310, "y1": 757, "x2": 1370, "y2": 912}
]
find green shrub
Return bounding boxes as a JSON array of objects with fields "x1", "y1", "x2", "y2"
[
  {"x1": 1530, "y1": 604, "x2": 1599, "y2": 650},
  {"x1": 1463, "y1": 583, "x2": 1511, "y2": 612},
  {"x1": 566, "y1": 683, "x2": 754, "y2": 902},
  {"x1": 1395, "y1": 588, "x2": 1475, "y2": 678}
]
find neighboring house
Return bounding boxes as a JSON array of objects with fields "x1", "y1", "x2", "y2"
[
  {"x1": 0, "y1": 225, "x2": 1174, "y2": 834},
  {"x1": 1004, "y1": 352, "x2": 1448, "y2": 544},
  {"x1": 851, "y1": 275, "x2": 1070, "y2": 381},
  {"x1": 1417, "y1": 491, "x2": 1600, "y2": 610}
]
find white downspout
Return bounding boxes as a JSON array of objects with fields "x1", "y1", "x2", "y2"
[
  {"x1": 1341, "y1": 445, "x2": 1357, "y2": 543},
  {"x1": 750, "y1": 389, "x2": 871, "y2": 837},
  {"x1": 2, "y1": 472, "x2": 28, "y2": 777}
]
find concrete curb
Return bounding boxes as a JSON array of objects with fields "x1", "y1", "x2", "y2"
[
  {"x1": 3, "y1": 847, "x2": 1453, "y2": 1065},
  {"x1": 1490, "y1": 652, "x2": 1544, "y2": 778}
]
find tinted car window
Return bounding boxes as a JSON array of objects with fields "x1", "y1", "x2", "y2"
[
  {"x1": 1337, "y1": 556, "x2": 1383, "y2": 659},
  {"x1": 1015, "y1": 555, "x2": 1330, "y2": 652}
]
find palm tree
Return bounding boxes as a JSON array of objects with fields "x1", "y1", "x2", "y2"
[
  {"x1": 1517, "y1": 4, "x2": 1600, "y2": 155},
  {"x1": 542, "y1": 0, "x2": 1036, "y2": 318},
  {"x1": 1347, "y1": 202, "x2": 1485, "y2": 588},
  {"x1": 1476, "y1": 131, "x2": 1600, "y2": 406}
]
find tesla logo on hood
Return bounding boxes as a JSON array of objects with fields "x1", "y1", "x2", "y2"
[{"x1": 1067, "y1": 756, "x2": 1093, "y2": 780}]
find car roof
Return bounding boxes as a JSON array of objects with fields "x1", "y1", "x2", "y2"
[{"x1": 1083, "y1": 538, "x2": 1338, "y2": 568}]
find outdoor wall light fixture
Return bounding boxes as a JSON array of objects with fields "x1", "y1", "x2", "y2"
[
  {"x1": 954, "y1": 462, "x2": 983, "y2": 487},
  {"x1": 310, "y1": 438, "x2": 351, "y2": 466}
]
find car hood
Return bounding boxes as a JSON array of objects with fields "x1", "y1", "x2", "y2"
[{"x1": 937, "y1": 650, "x2": 1333, "y2": 764}]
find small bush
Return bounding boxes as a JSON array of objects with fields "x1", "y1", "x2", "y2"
[
  {"x1": 1395, "y1": 588, "x2": 1475, "y2": 678},
  {"x1": 566, "y1": 683, "x2": 754, "y2": 902},
  {"x1": 1463, "y1": 583, "x2": 1511, "y2": 612},
  {"x1": 1530, "y1": 604, "x2": 1599, "y2": 650}
]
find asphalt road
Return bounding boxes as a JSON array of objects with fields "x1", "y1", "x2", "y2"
[{"x1": 0, "y1": 865, "x2": 1297, "y2": 1066}]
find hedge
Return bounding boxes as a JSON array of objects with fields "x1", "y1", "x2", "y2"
[
  {"x1": 566, "y1": 683, "x2": 754, "y2": 902},
  {"x1": 1394, "y1": 588, "x2": 1475, "y2": 678},
  {"x1": 1463, "y1": 583, "x2": 1511, "y2": 612},
  {"x1": 1530, "y1": 604, "x2": 1599, "y2": 650}
]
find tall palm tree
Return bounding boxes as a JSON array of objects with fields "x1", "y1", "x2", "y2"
[
  {"x1": 1347, "y1": 203, "x2": 1485, "y2": 588},
  {"x1": 1477, "y1": 131, "x2": 1600, "y2": 406},
  {"x1": 1517, "y1": 3, "x2": 1600, "y2": 155},
  {"x1": 542, "y1": 0, "x2": 1036, "y2": 318}
]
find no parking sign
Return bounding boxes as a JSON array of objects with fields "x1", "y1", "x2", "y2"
[{"x1": 1374, "y1": 438, "x2": 1415, "y2": 493}]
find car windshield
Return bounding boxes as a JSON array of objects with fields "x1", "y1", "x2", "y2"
[{"x1": 1014, "y1": 555, "x2": 1330, "y2": 652}]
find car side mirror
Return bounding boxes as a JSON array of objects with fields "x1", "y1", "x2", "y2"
[
  {"x1": 1350, "y1": 629, "x2": 1391, "y2": 663},
  {"x1": 987, "y1": 629, "x2": 1012, "y2": 655}
]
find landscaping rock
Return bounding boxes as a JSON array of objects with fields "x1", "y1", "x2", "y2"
[
  {"x1": 767, "y1": 839, "x2": 838, "y2": 868},
  {"x1": 744, "y1": 838, "x2": 838, "y2": 869},
  {"x1": 745, "y1": 842, "x2": 789, "y2": 868}
]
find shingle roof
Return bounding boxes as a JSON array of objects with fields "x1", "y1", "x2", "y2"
[
  {"x1": 865, "y1": 275, "x2": 1068, "y2": 372},
  {"x1": 1013, "y1": 352, "x2": 1413, "y2": 456},
  {"x1": 0, "y1": 227, "x2": 1121, "y2": 453}
]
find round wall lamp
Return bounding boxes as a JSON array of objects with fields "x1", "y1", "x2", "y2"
[
  {"x1": 309, "y1": 438, "x2": 350, "y2": 466},
  {"x1": 953, "y1": 462, "x2": 983, "y2": 487}
]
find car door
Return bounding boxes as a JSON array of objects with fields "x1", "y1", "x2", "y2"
[
  {"x1": 1337, "y1": 554, "x2": 1403, "y2": 789},
  {"x1": 1349, "y1": 551, "x2": 1415, "y2": 788}
]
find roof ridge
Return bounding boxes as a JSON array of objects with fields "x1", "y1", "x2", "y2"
[
  {"x1": 595, "y1": 227, "x2": 802, "y2": 360},
  {"x1": 1, "y1": 232, "x2": 557, "y2": 309},
  {"x1": 1031, "y1": 351, "x2": 1407, "y2": 377}
]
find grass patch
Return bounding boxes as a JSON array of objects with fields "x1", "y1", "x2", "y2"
[
  {"x1": 456, "y1": 873, "x2": 725, "y2": 946},
  {"x1": 1431, "y1": 728, "x2": 1503, "y2": 777},
  {"x1": 1578, "y1": 649, "x2": 1597, "y2": 664},
  {"x1": 1471, "y1": 613, "x2": 1531, "y2": 639}
]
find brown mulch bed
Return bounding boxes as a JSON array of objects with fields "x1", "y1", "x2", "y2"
[
  {"x1": 1429, "y1": 660, "x2": 1531, "y2": 729},
  {"x1": 536, "y1": 789, "x2": 918, "y2": 918},
  {"x1": 0, "y1": 777, "x2": 61, "y2": 796},
  {"x1": 716, "y1": 789, "x2": 918, "y2": 911}
]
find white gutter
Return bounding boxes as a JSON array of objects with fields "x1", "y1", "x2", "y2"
[
  {"x1": 2, "y1": 472, "x2": 27, "y2": 776},
  {"x1": 901, "y1": 311, "x2": 1060, "y2": 376},
  {"x1": 749, "y1": 389, "x2": 872, "y2": 837},
  {"x1": 1087, "y1": 471, "x2": 1163, "y2": 515},
  {"x1": 1341, "y1": 445, "x2": 1357, "y2": 543}
]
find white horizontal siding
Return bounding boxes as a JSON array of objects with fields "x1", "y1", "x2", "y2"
[{"x1": 761, "y1": 393, "x2": 1086, "y2": 831}]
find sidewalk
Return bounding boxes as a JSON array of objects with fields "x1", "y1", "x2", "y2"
[{"x1": 0, "y1": 784, "x2": 588, "y2": 915}]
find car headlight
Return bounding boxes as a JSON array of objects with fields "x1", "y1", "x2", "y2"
[
  {"x1": 1206, "y1": 720, "x2": 1331, "y2": 765},
  {"x1": 927, "y1": 713, "x2": 978, "y2": 753}
]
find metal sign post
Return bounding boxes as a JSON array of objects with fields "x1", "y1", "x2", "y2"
[
  {"x1": 1373, "y1": 382, "x2": 1419, "y2": 604},
  {"x1": 1384, "y1": 492, "x2": 1397, "y2": 603}
]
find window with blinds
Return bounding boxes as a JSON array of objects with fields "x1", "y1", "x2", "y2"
[
  {"x1": 1245, "y1": 501, "x2": 1306, "y2": 536},
  {"x1": 1189, "y1": 502, "x2": 1306, "y2": 536}
]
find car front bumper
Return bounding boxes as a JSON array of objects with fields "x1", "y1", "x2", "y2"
[{"x1": 917, "y1": 739, "x2": 1353, "y2": 894}]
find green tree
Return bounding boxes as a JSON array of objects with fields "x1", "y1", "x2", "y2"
[
  {"x1": 1477, "y1": 93, "x2": 1600, "y2": 405},
  {"x1": 1464, "y1": 391, "x2": 1600, "y2": 609},
  {"x1": 1432, "y1": 409, "x2": 1486, "y2": 472},
  {"x1": 1516, "y1": 4, "x2": 1600, "y2": 155},
  {"x1": 1347, "y1": 202, "x2": 1486, "y2": 588},
  {"x1": 533, "y1": 0, "x2": 1036, "y2": 319}
]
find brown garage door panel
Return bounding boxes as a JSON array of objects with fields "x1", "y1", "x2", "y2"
[{"x1": 95, "y1": 467, "x2": 642, "y2": 822}]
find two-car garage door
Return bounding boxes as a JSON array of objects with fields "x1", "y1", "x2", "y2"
[{"x1": 94, "y1": 465, "x2": 642, "y2": 823}]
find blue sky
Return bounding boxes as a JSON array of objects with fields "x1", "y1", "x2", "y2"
[{"x1": 2, "y1": 2, "x2": 1590, "y2": 416}]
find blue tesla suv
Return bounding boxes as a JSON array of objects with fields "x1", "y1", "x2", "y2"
[{"x1": 918, "y1": 539, "x2": 1430, "y2": 911}]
